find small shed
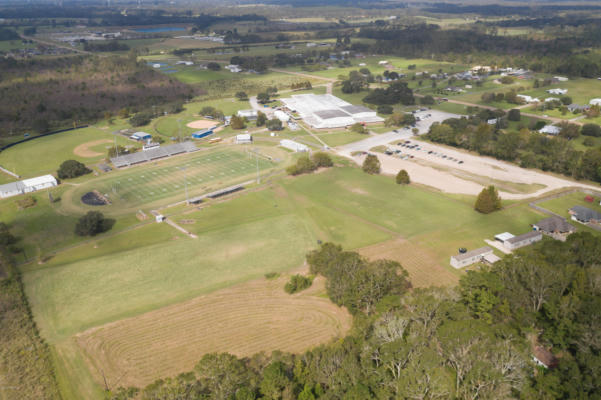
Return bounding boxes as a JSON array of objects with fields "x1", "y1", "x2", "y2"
[
  {"x1": 236, "y1": 134, "x2": 252, "y2": 144},
  {"x1": 130, "y1": 131, "x2": 152, "y2": 141},
  {"x1": 192, "y1": 129, "x2": 214, "y2": 139}
]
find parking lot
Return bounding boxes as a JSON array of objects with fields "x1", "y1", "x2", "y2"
[
  {"x1": 337, "y1": 110, "x2": 601, "y2": 200},
  {"x1": 337, "y1": 109, "x2": 459, "y2": 155}
]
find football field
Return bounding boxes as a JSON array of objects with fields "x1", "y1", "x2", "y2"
[{"x1": 68, "y1": 148, "x2": 277, "y2": 212}]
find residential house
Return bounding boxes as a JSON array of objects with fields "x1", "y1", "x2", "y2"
[
  {"x1": 539, "y1": 125, "x2": 561, "y2": 135},
  {"x1": 450, "y1": 247, "x2": 494, "y2": 269},
  {"x1": 532, "y1": 216, "x2": 575, "y2": 240},
  {"x1": 569, "y1": 206, "x2": 601, "y2": 224}
]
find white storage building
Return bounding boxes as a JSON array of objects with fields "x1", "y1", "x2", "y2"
[
  {"x1": 280, "y1": 139, "x2": 309, "y2": 152},
  {"x1": 274, "y1": 110, "x2": 291, "y2": 122},
  {"x1": 236, "y1": 134, "x2": 252, "y2": 144},
  {"x1": 539, "y1": 125, "x2": 561, "y2": 135},
  {"x1": 0, "y1": 174, "x2": 58, "y2": 198},
  {"x1": 450, "y1": 247, "x2": 494, "y2": 269},
  {"x1": 237, "y1": 109, "x2": 258, "y2": 120}
]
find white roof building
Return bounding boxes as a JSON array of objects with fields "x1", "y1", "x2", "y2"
[
  {"x1": 280, "y1": 139, "x2": 309, "y2": 152},
  {"x1": 237, "y1": 109, "x2": 258, "y2": 119},
  {"x1": 0, "y1": 174, "x2": 58, "y2": 198},
  {"x1": 545, "y1": 97, "x2": 560, "y2": 103},
  {"x1": 235, "y1": 134, "x2": 252, "y2": 144},
  {"x1": 274, "y1": 110, "x2": 290, "y2": 122},
  {"x1": 590, "y1": 99, "x2": 601, "y2": 106},
  {"x1": 225, "y1": 64, "x2": 242, "y2": 73},
  {"x1": 547, "y1": 88, "x2": 568, "y2": 95},
  {"x1": 539, "y1": 125, "x2": 561, "y2": 135},
  {"x1": 378, "y1": 60, "x2": 389, "y2": 65},
  {"x1": 280, "y1": 94, "x2": 383, "y2": 129},
  {"x1": 450, "y1": 247, "x2": 494, "y2": 269},
  {"x1": 517, "y1": 94, "x2": 540, "y2": 103},
  {"x1": 554, "y1": 76, "x2": 569, "y2": 82}
]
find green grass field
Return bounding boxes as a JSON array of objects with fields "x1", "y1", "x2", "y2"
[
  {"x1": 22, "y1": 163, "x2": 565, "y2": 399},
  {"x1": 0, "y1": 126, "x2": 131, "y2": 178},
  {"x1": 65, "y1": 148, "x2": 278, "y2": 214}
]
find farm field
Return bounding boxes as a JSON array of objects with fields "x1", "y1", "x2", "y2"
[
  {"x1": 63, "y1": 147, "x2": 281, "y2": 214},
  {"x1": 75, "y1": 275, "x2": 351, "y2": 388}
]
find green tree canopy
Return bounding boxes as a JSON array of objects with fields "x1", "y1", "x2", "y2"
[
  {"x1": 57, "y1": 160, "x2": 91, "y2": 180},
  {"x1": 395, "y1": 169, "x2": 410, "y2": 184},
  {"x1": 474, "y1": 185, "x2": 502, "y2": 214},
  {"x1": 362, "y1": 154, "x2": 381, "y2": 174}
]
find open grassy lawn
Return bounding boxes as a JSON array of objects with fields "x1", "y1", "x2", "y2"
[
  {"x1": 280, "y1": 167, "x2": 545, "y2": 267},
  {"x1": 519, "y1": 77, "x2": 601, "y2": 107},
  {"x1": 0, "y1": 126, "x2": 131, "y2": 178},
  {"x1": 314, "y1": 131, "x2": 370, "y2": 147},
  {"x1": 63, "y1": 147, "x2": 281, "y2": 215},
  {"x1": 0, "y1": 185, "x2": 141, "y2": 262},
  {"x1": 431, "y1": 101, "x2": 471, "y2": 114},
  {"x1": 23, "y1": 164, "x2": 549, "y2": 399},
  {"x1": 286, "y1": 57, "x2": 464, "y2": 80}
]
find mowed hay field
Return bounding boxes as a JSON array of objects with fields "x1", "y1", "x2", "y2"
[
  {"x1": 359, "y1": 238, "x2": 459, "y2": 288},
  {"x1": 76, "y1": 276, "x2": 351, "y2": 388}
]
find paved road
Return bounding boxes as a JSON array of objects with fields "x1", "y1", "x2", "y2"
[
  {"x1": 442, "y1": 98, "x2": 584, "y2": 126},
  {"x1": 269, "y1": 68, "x2": 337, "y2": 83},
  {"x1": 338, "y1": 109, "x2": 458, "y2": 155}
]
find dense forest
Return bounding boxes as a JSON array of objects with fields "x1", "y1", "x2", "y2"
[
  {"x1": 108, "y1": 235, "x2": 601, "y2": 399},
  {"x1": 0, "y1": 225, "x2": 60, "y2": 399},
  {"x1": 0, "y1": 54, "x2": 197, "y2": 139}
]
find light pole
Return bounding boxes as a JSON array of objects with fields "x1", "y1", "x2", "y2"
[
  {"x1": 255, "y1": 150, "x2": 260, "y2": 184},
  {"x1": 177, "y1": 118, "x2": 182, "y2": 142}
]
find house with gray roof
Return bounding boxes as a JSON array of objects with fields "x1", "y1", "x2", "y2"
[
  {"x1": 569, "y1": 206, "x2": 601, "y2": 224},
  {"x1": 533, "y1": 216, "x2": 576, "y2": 235}
]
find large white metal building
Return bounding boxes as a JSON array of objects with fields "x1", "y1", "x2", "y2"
[
  {"x1": 280, "y1": 139, "x2": 309, "y2": 152},
  {"x1": 0, "y1": 174, "x2": 58, "y2": 198},
  {"x1": 280, "y1": 94, "x2": 383, "y2": 129}
]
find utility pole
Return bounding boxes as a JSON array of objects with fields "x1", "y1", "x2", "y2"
[
  {"x1": 184, "y1": 166, "x2": 189, "y2": 204},
  {"x1": 255, "y1": 151, "x2": 260, "y2": 184},
  {"x1": 177, "y1": 119, "x2": 182, "y2": 142},
  {"x1": 114, "y1": 136, "x2": 118, "y2": 157}
]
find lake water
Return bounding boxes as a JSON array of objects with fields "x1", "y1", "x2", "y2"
[{"x1": 134, "y1": 27, "x2": 186, "y2": 33}]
